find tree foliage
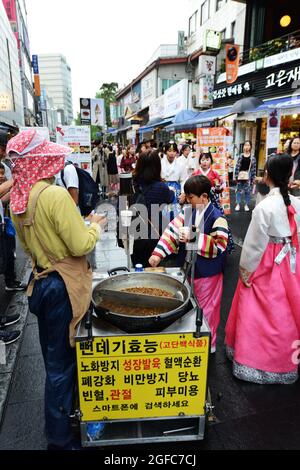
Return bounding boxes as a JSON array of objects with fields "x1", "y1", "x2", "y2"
[{"x1": 96, "y1": 82, "x2": 119, "y2": 127}]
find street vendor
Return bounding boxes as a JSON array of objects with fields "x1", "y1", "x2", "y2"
[{"x1": 7, "y1": 129, "x2": 106, "y2": 451}]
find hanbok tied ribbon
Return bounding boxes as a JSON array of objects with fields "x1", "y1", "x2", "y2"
[{"x1": 274, "y1": 205, "x2": 299, "y2": 274}]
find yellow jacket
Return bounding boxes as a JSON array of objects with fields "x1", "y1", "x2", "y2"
[{"x1": 12, "y1": 180, "x2": 100, "y2": 269}]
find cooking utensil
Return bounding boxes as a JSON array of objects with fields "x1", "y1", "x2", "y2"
[
  {"x1": 92, "y1": 270, "x2": 190, "y2": 333},
  {"x1": 96, "y1": 288, "x2": 184, "y2": 310}
]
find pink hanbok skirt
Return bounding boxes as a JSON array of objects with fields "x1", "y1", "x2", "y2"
[
  {"x1": 225, "y1": 242, "x2": 300, "y2": 384},
  {"x1": 194, "y1": 273, "x2": 223, "y2": 349}
]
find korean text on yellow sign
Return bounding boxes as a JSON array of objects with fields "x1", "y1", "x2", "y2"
[{"x1": 76, "y1": 333, "x2": 210, "y2": 422}]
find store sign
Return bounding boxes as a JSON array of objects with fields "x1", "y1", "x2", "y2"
[
  {"x1": 213, "y1": 82, "x2": 251, "y2": 101},
  {"x1": 91, "y1": 99, "x2": 105, "y2": 127},
  {"x1": 80, "y1": 98, "x2": 91, "y2": 125},
  {"x1": 76, "y1": 333, "x2": 209, "y2": 421},
  {"x1": 149, "y1": 94, "x2": 165, "y2": 121},
  {"x1": 132, "y1": 82, "x2": 141, "y2": 104},
  {"x1": 164, "y1": 79, "x2": 188, "y2": 118},
  {"x1": 214, "y1": 61, "x2": 300, "y2": 107},
  {"x1": 266, "y1": 108, "x2": 281, "y2": 157},
  {"x1": 198, "y1": 55, "x2": 216, "y2": 76},
  {"x1": 56, "y1": 126, "x2": 92, "y2": 173},
  {"x1": 32, "y1": 55, "x2": 39, "y2": 74},
  {"x1": 265, "y1": 65, "x2": 300, "y2": 89},
  {"x1": 203, "y1": 30, "x2": 222, "y2": 52},
  {"x1": 197, "y1": 127, "x2": 232, "y2": 215},
  {"x1": 226, "y1": 44, "x2": 240, "y2": 84},
  {"x1": 141, "y1": 70, "x2": 157, "y2": 108},
  {"x1": 199, "y1": 75, "x2": 214, "y2": 106}
]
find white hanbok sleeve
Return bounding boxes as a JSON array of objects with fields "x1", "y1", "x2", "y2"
[{"x1": 240, "y1": 204, "x2": 271, "y2": 273}]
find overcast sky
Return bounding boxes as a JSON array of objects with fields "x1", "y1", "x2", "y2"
[{"x1": 26, "y1": 0, "x2": 188, "y2": 115}]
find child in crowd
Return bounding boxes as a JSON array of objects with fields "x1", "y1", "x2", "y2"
[
  {"x1": 149, "y1": 175, "x2": 229, "y2": 352},
  {"x1": 193, "y1": 152, "x2": 223, "y2": 189}
]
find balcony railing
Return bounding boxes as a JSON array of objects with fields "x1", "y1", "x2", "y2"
[{"x1": 240, "y1": 29, "x2": 300, "y2": 64}]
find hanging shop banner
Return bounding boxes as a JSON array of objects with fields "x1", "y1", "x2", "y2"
[
  {"x1": 56, "y1": 125, "x2": 92, "y2": 172},
  {"x1": 197, "y1": 127, "x2": 232, "y2": 215},
  {"x1": 91, "y1": 99, "x2": 105, "y2": 127},
  {"x1": 76, "y1": 333, "x2": 210, "y2": 422},
  {"x1": 266, "y1": 108, "x2": 281, "y2": 157},
  {"x1": 226, "y1": 44, "x2": 240, "y2": 85},
  {"x1": 80, "y1": 98, "x2": 91, "y2": 125}
]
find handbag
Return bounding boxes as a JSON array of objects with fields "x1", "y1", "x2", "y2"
[{"x1": 237, "y1": 171, "x2": 249, "y2": 181}]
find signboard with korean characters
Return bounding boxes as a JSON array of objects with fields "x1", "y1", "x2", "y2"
[
  {"x1": 77, "y1": 332, "x2": 210, "y2": 421},
  {"x1": 56, "y1": 125, "x2": 92, "y2": 173},
  {"x1": 197, "y1": 127, "x2": 232, "y2": 215},
  {"x1": 213, "y1": 60, "x2": 300, "y2": 106}
]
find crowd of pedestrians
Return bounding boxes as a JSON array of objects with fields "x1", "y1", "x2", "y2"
[{"x1": 1, "y1": 129, "x2": 300, "y2": 450}]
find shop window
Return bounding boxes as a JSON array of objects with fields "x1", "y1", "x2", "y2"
[
  {"x1": 201, "y1": 0, "x2": 210, "y2": 25},
  {"x1": 231, "y1": 21, "x2": 236, "y2": 41},
  {"x1": 161, "y1": 79, "x2": 180, "y2": 95},
  {"x1": 220, "y1": 29, "x2": 226, "y2": 41},
  {"x1": 189, "y1": 10, "x2": 198, "y2": 37},
  {"x1": 216, "y1": 0, "x2": 227, "y2": 12}
]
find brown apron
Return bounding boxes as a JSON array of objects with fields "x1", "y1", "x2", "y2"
[{"x1": 17, "y1": 182, "x2": 92, "y2": 347}]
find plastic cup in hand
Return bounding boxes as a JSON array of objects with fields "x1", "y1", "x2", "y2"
[
  {"x1": 121, "y1": 210, "x2": 133, "y2": 227},
  {"x1": 179, "y1": 226, "x2": 190, "y2": 242}
]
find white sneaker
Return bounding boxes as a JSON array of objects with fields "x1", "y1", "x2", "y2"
[
  {"x1": 244, "y1": 205, "x2": 250, "y2": 211},
  {"x1": 210, "y1": 345, "x2": 216, "y2": 354},
  {"x1": 235, "y1": 204, "x2": 240, "y2": 211}
]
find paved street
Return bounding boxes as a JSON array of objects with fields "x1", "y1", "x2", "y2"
[{"x1": 1, "y1": 194, "x2": 300, "y2": 451}]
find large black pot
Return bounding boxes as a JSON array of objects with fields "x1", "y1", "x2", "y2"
[{"x1": 92, "y1": 270, "x2": 191, "y2": 333}]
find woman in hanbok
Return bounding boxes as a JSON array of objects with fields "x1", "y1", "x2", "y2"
[{"x1": 225, "y1": 154, "x2": 300, "y2": 384}]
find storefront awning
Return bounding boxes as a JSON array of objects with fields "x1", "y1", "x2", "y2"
[
  {"x1": 165, "y1": 107, "x2": 232, "y2": 132},
  {"x1": 257, "y1": 95, "x2": 300, "y2": 111},
  {"x1": 138, "y1": 117, "x2": 174, "y2": 134}
]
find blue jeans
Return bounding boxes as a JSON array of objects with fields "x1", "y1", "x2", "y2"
[
  {"x1": 236, "y1": 182, "x2": 251, "y2": 206},
  {"x1": 28, "y1": 272, "x2": 76, "y2": 447}
]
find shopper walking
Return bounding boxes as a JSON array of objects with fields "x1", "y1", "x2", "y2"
[{"x1": 234, "y1": 141, "x2": 256, "y2": 211}]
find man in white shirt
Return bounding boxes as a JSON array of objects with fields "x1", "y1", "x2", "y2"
[{"x1": 56, "y1": 161, "x2": 79, "y2": 206}]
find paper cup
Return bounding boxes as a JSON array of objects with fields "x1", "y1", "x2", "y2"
[
  {"x1": 121, "y1": 210, "x2": 133, "y2": 227},
  {"x1": 179, "y1": 226, "x2": 190, "y2": 241}
]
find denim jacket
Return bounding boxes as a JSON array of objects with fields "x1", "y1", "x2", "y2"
[{"x1": 234, "y1": 154, "x2": 257, "y2": 185}]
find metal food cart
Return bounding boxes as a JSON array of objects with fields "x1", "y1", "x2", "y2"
[{"x1": 75, "y1": 267, "x2": 211, "y2": 448}]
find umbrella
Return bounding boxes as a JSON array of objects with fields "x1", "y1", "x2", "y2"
[{"x1": 230, "y1": 96, "x2": 264, "y2": 114}]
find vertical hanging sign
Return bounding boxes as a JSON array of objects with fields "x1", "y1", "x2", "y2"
[
  {"x1": 266, "y1": 108, "x2": 281, "y2": 157},
  {"x1": 226, "y1": 44, "x2": 240, "y2": 84}
]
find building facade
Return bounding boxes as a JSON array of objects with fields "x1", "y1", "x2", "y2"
[
  {"x1": 187, "y1": 0, "x2": 246, "y2": 56},
  {"x1": 0, "y1": 0, "x2": 24, "y2": 134},
  {"x1": 38, "y1": 54, "x2": 73, "y2": 125},
  {"x1": 2, "y1": 0, "x2": 36, "y2": 126}
]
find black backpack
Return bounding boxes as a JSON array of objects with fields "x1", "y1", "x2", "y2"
[{"x1": 61, "y1": 163, "x2": 99, "y2": 216}]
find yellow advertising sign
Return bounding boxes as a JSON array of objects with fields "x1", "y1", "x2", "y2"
[{"x1": 76, "y1": 333, "x2": 210, "y2": 422}]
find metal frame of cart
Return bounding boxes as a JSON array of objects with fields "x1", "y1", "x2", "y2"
[{"x1": 75, "y1": 272, "x2": 211, "y2": 448}]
